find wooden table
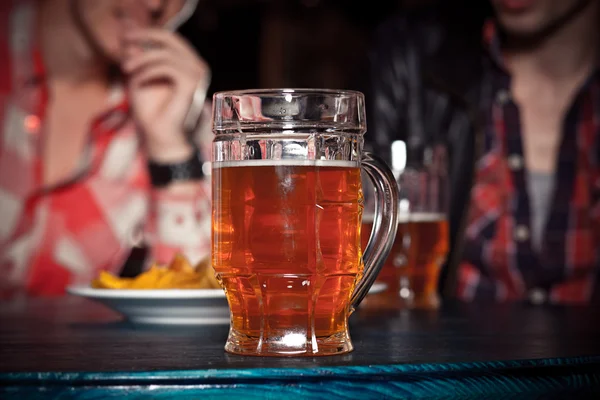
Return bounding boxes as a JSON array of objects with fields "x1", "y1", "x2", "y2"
[{"x1": 1, "y1": 297, "x2": 599, "y2": 399}]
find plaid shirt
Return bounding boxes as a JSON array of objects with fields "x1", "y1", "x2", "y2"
[
  {"x1": 0, "y1": 1, "x2": 212, "y2": 298},
  {"x1": 456, "y1": 22, "x2": 600, "y2": 304}
]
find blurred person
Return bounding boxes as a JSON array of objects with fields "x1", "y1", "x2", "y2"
[
  {"x1": 364, "y1": 0, "x2": 600, "y2": 304},
  {"x1": 0, "y1": 0, "x2": 212, "y2": 298}
]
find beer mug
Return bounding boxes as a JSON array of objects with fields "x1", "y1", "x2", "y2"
[
  {"x1": 395, "y1": 140, "x2": 450, "y2": 309},
  {"x1": 212, "y1": 89, "x2": 398, "y2": 356}
]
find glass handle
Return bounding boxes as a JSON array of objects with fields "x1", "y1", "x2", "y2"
[{"x1": 351, "y1": 152, "x2": 399, "y2": 310}]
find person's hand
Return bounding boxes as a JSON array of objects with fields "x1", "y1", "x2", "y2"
[{"x1": 122, "y1": 28, "x2": 211, "y2": 163}]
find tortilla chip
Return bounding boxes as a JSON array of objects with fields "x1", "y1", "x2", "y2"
[{"x1": 91, "y1": 254, "x2": 220, "y2": 290}]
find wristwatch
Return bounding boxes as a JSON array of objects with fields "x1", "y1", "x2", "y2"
[{"x1": 148, "y1": 148, "x2": 205, "y2": 187}]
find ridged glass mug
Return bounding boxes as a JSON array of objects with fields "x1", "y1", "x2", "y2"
[{"x1": 211, "y1": 89, "x2": 398, "y2": 356}]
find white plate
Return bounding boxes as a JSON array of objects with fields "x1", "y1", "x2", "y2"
[
  {"x1": 67, "y1": 286, "x2": 230, "y2": 325},
  {"x1": 68, "y1": 281, "x2": 387, "y2": 326}
]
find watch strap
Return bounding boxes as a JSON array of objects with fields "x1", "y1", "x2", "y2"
[{"x1": 148, "y1": 149, "x2": 205, "y2": 187}]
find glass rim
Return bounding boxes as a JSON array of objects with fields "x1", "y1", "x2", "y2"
[
  {"x1": 212, "y1": 88, "x2": 366, "y2": 134},
  {"x1": 212, "y1": 88, "x2": 365, "y2": 98}
]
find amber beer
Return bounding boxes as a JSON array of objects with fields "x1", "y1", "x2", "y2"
[
  {"x1": 361, "y1": 212, "x2": 449, "y2": 308},
  {"x1": 398, "y1": 213, "x2": 449, "y2": 307},
  {"x1": 212, "y1": 160, "x2": 363, "y2": 355}
]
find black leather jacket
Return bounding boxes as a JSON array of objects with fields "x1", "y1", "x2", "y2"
[{"x1": 361, "y1": 8, "x2": 492, "y2": 297}]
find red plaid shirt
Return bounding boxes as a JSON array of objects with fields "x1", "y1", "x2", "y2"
[
  {"x1": 456, "y1": 22, "x2": 600, "y2": 304},
  {"x1": 0, "y1": 1, "x2": 212, "y2": 298}
]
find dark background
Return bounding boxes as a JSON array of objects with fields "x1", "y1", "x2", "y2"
[{"x1": 177, "y1": 0, "x2": 493, "y2": 97}]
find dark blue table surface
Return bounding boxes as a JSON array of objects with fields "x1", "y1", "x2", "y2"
[{"x1": 1, "y1": 298, "x2": 599, "y2": 399}]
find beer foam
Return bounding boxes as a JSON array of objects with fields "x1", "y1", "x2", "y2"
[
  {"x1": 362, "y1": 212, "x2": 446, "y2": 224},
  {"x1": 213, "y1": 159, "x2": 359, "y2": 168}
]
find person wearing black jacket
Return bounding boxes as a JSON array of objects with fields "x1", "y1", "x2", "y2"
[{"x1": 362, "y1": 0, "x2": 600, "y2": 304}]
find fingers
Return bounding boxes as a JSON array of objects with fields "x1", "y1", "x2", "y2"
[
  {"x1": 129, "y1": 63, "x2": 182, "y2": 88},
  {"x1": 128, "y1": 63, "x2": 202, "y2": 104},
  {"x1": 122, "y1": 28, "x2": 210, "y2": 83},
  {"x1": 124, "y1": 28, "x2": 192, "y2": 56},
  {"x1": 122, "y1": 48, "x2": 172, "y2": 74},
  {"x1": 123, "y1": 48, "x2": 210, "y2": 92}
]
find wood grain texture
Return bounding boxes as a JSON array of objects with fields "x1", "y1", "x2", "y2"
[
  {"x1": 1, "y1": 298, "x2": 600, "y2": 398},
  {"x1": 2, "y1": 358, "x2": 600, "y2": 399}
]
